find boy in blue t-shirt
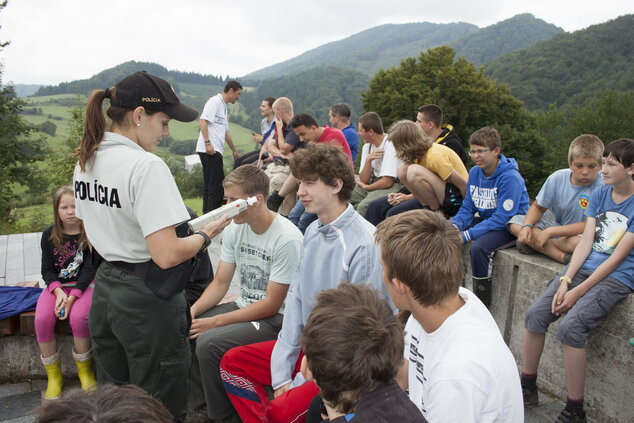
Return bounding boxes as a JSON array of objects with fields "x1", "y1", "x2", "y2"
[
  {"x1": 520, "y1": 138, "x2": 634, "y2": 423},
  {"x1": 508, "y1": 135, "x2": 604, "y2": 264},
  {"x1": 451, "y1": 127, "x2": 529, "y2": 307}
]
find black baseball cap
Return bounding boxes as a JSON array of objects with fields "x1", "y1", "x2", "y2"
[{"x1": 110, "y1": 71, "x2": 199, "y2": 122}]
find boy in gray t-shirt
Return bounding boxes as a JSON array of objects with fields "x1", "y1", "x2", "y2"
[
  {"x1": 508, "y1": 135, "x2": 604, "y2": 264},
  {"x1": 188, "y1": 165, "x2": 303, "y2": 422}
]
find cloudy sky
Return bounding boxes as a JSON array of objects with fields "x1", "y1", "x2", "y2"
[{"x1": 1, "y1": 0, "x2": 632, "y2": 86}]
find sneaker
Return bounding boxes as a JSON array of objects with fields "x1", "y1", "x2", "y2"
[
  {"x1": 516, "y1": 241, "x2": 537, "y2": 255},
  {"x1": 522, "y1": 387, "x2": 539, "y2": 406},
  {"x1": 267, "y1": 190, "x2": 284, "y2": 212},
  {"x1": 556, "y1": 408, "x2": 587, "y2": 423}
]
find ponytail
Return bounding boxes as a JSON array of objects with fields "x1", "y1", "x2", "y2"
[{"x1": 76, "y1": 89, "x2": 108, "y2": 172}]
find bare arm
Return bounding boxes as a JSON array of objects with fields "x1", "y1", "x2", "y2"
[
  {"x1": 359, "y1": 147, "x2": 383, "y2": 184},
  {"x1": 146, "y1": 217, "x2": 230, "y2": 269},
  {"x1": 225, "y1": 130, "x2": 239, "y2": 159},
  {"x1": 356, "y1": 176, "x2": 395, "y2": 191},
  {"x1": 199, "y1": 119, "x2": 215, "y2": 154},
  {"x1": 190, "y1": 281, "x2": 290, "y2": 339},
  {"x1": 554, "y1": 225, "x2": 634, "y2": 314},
  {"x1": 267, "y1": 131, "x2": 284, "y2": 158},
  {"x1": 190, "y1": 260, "x2": 236, "y2": 318},
  {"x1": 517, "y1": 202, "x2": 547, "y2": 244}
]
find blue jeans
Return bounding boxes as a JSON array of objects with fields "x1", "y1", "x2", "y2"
[
  {"x1": 288, "y1": 200, "x2": 317, "y2": 234},
  {"x1": 364, "y1": 197, "x2": 426, "y2": 226}
]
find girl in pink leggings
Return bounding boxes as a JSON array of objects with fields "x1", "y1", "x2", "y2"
[{"x1": 35, "y1": 186, "x2": 97, "y2": 399}]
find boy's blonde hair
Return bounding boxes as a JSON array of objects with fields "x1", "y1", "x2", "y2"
[
  {"x1": 388, "y1": 120, "x2": 433, "y2": 163},
  {"x1": 568, "y1": 134, "x2": 604, "y2": 164},
  {"x1": 223, "y1": 165, "x2": 270, "y2": 198}
]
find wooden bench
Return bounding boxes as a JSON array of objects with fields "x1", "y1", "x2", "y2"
[{"x1": 0, "y1": 280, "x2": 72, "y2": 337}]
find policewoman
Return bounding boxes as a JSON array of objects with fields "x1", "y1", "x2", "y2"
[{"x1": 73, "y1": 71, "x2": 229, "y2": 421}]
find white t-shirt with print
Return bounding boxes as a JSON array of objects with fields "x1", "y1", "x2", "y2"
[
  {"x1": 220, "y1": 215, "x2": 303, "y2": 312},
  {"x1": 404, "y1": 287, "x2": 523, "y2": 423}
]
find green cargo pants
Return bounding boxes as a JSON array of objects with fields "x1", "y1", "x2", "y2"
[{"x1": 90, "y1": 261, "x2": 191, "y2": 421}]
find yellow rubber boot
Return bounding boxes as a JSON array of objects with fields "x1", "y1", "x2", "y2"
[
  {"x1": 41, "y1": 352, "x2": 63, "y2": 399},
  {"x1": 73, "y1": 349, "x2": 97, "y2": 392}
]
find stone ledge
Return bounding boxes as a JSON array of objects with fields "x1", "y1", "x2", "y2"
[{"x1": 463, "y1": 246, "x2": 633, "y2": 423}]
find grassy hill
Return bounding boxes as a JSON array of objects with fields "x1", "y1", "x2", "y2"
[
  {"x1": 244, "y1": 14, "x2": 563, "y2": 80},
  {"x1": 485, "y1": 14, "x2": 634, "y2": 110},
  {"x1": 21, "y1": 93, "x2": 256, "y2": 156}
]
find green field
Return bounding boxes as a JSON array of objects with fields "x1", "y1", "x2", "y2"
[
  {"x1": 22, "y1": 94, "x2": 256, "y2": 154},
  {"x1": 4, "y1": 94, "x2": 258, "y2": 234}
]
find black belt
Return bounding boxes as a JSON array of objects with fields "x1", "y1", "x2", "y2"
[{"x1": 109, "y1": 260, "x2": 151, "y2": 278}]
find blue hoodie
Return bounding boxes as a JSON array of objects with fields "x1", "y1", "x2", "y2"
[{"x1": 451, "y1": 154, "x2": 529, "y2": 243}]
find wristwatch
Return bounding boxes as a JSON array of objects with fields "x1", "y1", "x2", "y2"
[{"x1": 196, "y1": 230, "x2": 211, "y2": 252}]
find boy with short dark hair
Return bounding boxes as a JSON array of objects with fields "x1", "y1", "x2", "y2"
[
  {"x1": 300, "y1": 283, "x2": 426, "y2": 423},
  {"x1": 219, "y1": 143, "x2": 389, "y2": 423},
  {"x1": 376, "y1": 210, "x2": 523, "y2": 422},
  {"x1": 451, "y1": 127, "x2": 530, "y2": 306},
  {"x1": 509, "y1": 134, "x2": 604, "y2": 264},
  {"x1": 520, "y1": 138, "x2": 634, "y2": 423}
]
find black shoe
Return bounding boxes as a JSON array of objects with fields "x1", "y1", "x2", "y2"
[
  {"x1": 556, "y1": 408, "x2": 587, "y2": 423},
  {"x1": 267, "y1": 190, "x2": 284, "y2": 212},
  {"x1": 516, "y1": 241, "x2": 537, "y2": 255},
  {"x1": 522, "y1": 387, "x2": 539, "y2": 406},
  {"x1": 472, "y1": 277, "x2": 492, "y2": 308}
]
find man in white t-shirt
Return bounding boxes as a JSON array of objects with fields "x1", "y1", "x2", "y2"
[
  {"x1": 375, "y1": 210, "x2": 523, "y2": 423},
  {"x1": 196, "y1": 80, "x2": 242, "y2": 213},
  {"x1": 188, "y1": 165, "x2": 303, "y2": 422},
  {"x1": 350, "y1": 112, "x2": 402, "y2": 217}
]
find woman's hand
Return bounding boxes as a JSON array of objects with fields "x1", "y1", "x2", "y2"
[{"x1": 202, "y1": 214, "x2": 232, "y2": 239}]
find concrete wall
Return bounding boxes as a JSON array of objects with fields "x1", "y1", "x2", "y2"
[
  {"x1": 463, "y1": 247, "x2": 634, "y2": 423},
  {"x1": 2, "y1": 247, "x2": 632, "y2": 421},
  {"x1": 0, "y1": 335, "x2": 77, "y2": 381}
]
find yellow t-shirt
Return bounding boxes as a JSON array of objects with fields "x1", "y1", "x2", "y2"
[{"x1": 414, "y1": 144, "x2": 468, "y2": 181}]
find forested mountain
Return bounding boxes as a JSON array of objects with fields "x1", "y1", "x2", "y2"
[
  {"x1": 245, "y1": 14, "x2": 562, "y2": 80},
  {"x1": 33, "y1": 61, "x2": 225, "y2": 98},
  {"x1": 13, "y1": 84, "x2": 40, "y2": 97},
  {"x1": 485, "y1": 14, "x2": 634, "y2": 110},
  {"x1": 452, "y1": 14, "x2": 563, "y2": 66},
  {"x1": 245, "y1": 22, "x2": 478, "y2": 80},
  {"x1": 238, "y1": 67, "x2": 369, "y2": 129}
]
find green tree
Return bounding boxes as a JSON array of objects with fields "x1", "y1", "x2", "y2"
[
  {"x1": 47, "y1": 98, "x2": 84, "y2": 189},
  {"x1": 565, "y1": 91, "x2": 634, "y2": 144},
  {"x1": 38, "y1": 120, "x2": 57, "y2": 136},
  {"x1": 0, "y1": 0, "x2": 47, "y2": 222},
  {"x1": 169, "y1": 139, "x2": 197, "y2": 155},
  {"x1": 0, "y1": 81, "x2": 46, "y2": 222},
  {"x1": 363, "y1": 46, "x2": 550, "y2": 195}
]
